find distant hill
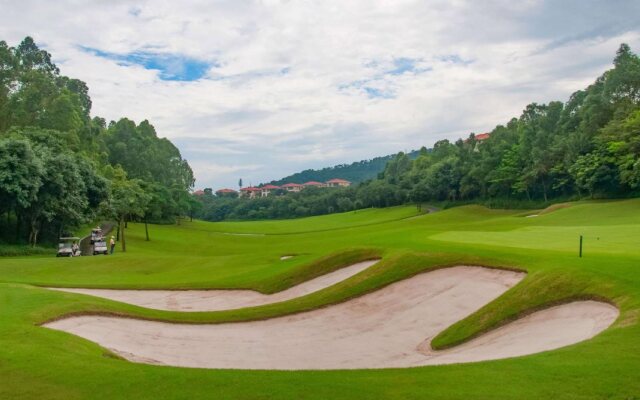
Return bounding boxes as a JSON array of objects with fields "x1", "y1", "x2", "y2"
[{"x1": 269, "y1": 149, "x2": 422, "y2": 185}]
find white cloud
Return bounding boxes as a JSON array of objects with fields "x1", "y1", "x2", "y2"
[{"x1": 1, "y1": 0, "x2": 639, "y2": 189}]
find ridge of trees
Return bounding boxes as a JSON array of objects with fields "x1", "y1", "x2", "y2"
[
  {"x1": 268, "y1": 149, "x2": 422, "y2": 186},
  {"x1": 194, "y1": 44, "x2": 640, "y2": 221},
  {"x1": 0, "y1": 37, "x2": 195, "y2": 248}
]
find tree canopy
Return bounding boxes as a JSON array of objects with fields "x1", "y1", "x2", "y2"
[{"x1": 0, "y1": 37, "x2": 194, "y2": 247}]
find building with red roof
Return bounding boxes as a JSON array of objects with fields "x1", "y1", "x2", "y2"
[
  {"x1": 234, "y1": 178, "x2": 353, "y2": 199},
  {"x1": 464, "y1": 132, "x2": 491, "y2": 151},
  {"x1": 239, "y1": 186, "x2": 261, "y2": 199},
  {"x1": 193, "y1": 189, "x2": 205, "y2": 196},
  {"x1": 325, "y1": 178, "x2": 351, "y2": 188},
  {"x1": 260, "y1": 184, "x2": 281, "y2": 197},
  {"x1": 215, "y1": 188, "x2": 238, "y2": 197},
  {"x1": 281, "y1": 183, "x2": 304, "y2": 192},
  {"x1": 303, "y1": 181, "x2": 326, "y2": 188}
]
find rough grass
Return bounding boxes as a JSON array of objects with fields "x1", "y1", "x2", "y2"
[
  {"x1": 0, "y1": 199, "x2": 639, "y2": 399},
  {"x1": 0, "y1": 244, "x2": 54, "y2": 257}
]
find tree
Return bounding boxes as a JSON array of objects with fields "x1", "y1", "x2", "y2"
[
  {"x1": 570, "y1": 151, "x2": 618, "y2": 198},
  {"x1": 107, "y1": 168, "x2": 150, "y2": 252},
  {"x1": 0, "y1": 138, "x2": 42, "y2": 216},
  {"x1": 22, "y1": 150, "x2": 88, "y2": 246}
]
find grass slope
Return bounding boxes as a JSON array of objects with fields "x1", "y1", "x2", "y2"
[
  {"x1": 204, "y1": 205, "x2": 421, "y2": 234},
  {"x1": 0, "y1": 199, "x2": 639, "y2": 399}
]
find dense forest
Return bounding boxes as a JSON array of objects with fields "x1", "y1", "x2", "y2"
[
  {"x1": 195, "y1": 44, "x2": 640, "y2": 221},
  {"x1": 269, "y1": 149, "x2": 422, "y2": 186},
  {"x1": 0, "y1": 37, "x2": 195, "y2": 249}
]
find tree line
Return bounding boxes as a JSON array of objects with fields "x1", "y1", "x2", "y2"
[
  {"x1": 0, "y1": 37, "x2": 195, "y2": 248},
  {"x1": 194, "y1": 44, "x2": 639, "y2": 221}
]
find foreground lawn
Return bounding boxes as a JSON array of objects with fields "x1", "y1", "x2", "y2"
[{"x1": 1, "y1": 200, "x2": 639, "y2": 399}]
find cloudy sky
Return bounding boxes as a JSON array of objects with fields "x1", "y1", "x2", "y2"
[{"x1": 1, "y1": 1, "x2": 639, "y2": 189}]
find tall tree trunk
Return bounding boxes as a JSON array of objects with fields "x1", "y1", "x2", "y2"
[
  {"x1": 145, "y1": 216, "x2": 150, "y2": 241},
  {"x1": 30, "y1": 217, "x2": 39, "y2": 247},
  {"x1": 15, "y1": 212, "x2": 21, "y2": 243},
  {"x1": 120, "y1": 217, "x2": 126, "y2": 252},
  {"x1": 116, "y1": 221, "x2": 120, "y2": 241}
]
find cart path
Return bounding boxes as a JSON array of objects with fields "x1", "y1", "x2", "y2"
[
  {"x1": 45, "y1": 266, "x2": 617, "y2": 370},
  {"x1": 79, "y1": 222, "x2": 115, "y2": 256},
  {"x1": 47, "y1": 259, "x2": 379, "y2": 311}
]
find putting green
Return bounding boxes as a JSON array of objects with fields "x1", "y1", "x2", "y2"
[{"x1": 0, "y1": 200, "x2": 639, "y2": 399}]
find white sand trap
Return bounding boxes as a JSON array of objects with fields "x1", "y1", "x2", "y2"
[
  {"x1": 44, "y1": 267, "x2": 618, "y2": 370},
  {"x1": 47, "y1": 260, "x2": 378, "y2": 312},
  {"x1": 280, "y1": 255, "x2": 294, "y2": 260}
]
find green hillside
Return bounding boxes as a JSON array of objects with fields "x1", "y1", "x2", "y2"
[{"x1": 269, "y1": 149, "x2": 422, "y2": 185}]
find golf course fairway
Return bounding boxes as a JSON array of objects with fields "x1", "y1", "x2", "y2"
[{"x1": 1, "y1": 200, "x2": 640, "y2": 398}]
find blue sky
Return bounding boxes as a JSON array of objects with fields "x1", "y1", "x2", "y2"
[
  {"x1": 1, "y1": 0, "x2": 639, "y2": 189},
  {"x1": 80, "y1": 47, "x2": 215, "y2": 81}
]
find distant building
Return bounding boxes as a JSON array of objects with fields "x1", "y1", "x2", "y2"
[
  {"x1": 232, "y1": 178, "x2": 351, "y2": 199},
  {"x1": 260, "y1": 184, "x2": 281, "y2": 197},
  {"x1": 239, "y1": 186, "x2": 261, "y2": 199},
  {"x1": 303, "y1": 181, "x2": 326, "y2": 188},
  {"x1": 465, "y1": 132, "x2": 491, "y2": 152},
  {"x1": 193, "y1": 189, "x2": 205, "y2": 196},
  {"x1": 215, "y1": 188, "x2": 238, "y2": 197},
  {"x1": 465, "y1": 132, "x2": 490, "y2": 143},
  {"x1": 281, "y1": 183, "x2": 304, "y2": 192},
  {"x1": 326, "y1": 178, "x2": 351, "y2": 188}
]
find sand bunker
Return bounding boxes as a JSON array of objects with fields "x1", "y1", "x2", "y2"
[
  {"x1": 44, "y1": 267, "x2": 618, "y2": 370},
  {"x1": 48, "y1": 260, "x2": 378, "y2": 311}
]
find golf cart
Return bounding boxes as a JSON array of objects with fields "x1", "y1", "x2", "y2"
[
  {"x1": 57, "y1": 237, "x2": 82, "y2": 257},
  {"x1": 90, "y1": 227, "x2": 102, "y2": 244},
  {"x1": 93, "y1": 237, "x2": 108, "y2": 255}
]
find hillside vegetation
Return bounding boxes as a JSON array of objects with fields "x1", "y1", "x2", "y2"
[{"x1": 269, "y1": 149, "x2": 422, "y2": 185}]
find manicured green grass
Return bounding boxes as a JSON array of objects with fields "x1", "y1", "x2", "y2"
[
  {"x1": 202, "y1": 205, "x2": 421, "y2": 234},
  {"x1": 1, "y1": 199, "x2": 639, "y2": 399}
]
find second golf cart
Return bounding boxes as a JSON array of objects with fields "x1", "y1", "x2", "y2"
[{"x1": 93, "y1": 237, "x2": 109, "y2": 255}]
